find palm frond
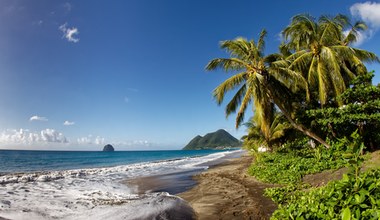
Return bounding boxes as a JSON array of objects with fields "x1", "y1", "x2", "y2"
[
  {"x1": 270, "y1": 113, "x2": 291, "y2": 140},
  {"x1": 283, "y1": 14, "x2": 317, "y2": 50},
  {"x1": 279, "y1": 43, "x2": 292, "y2": 57},
  {"x1": 235, "y1": 82, "x2": 253, "y2": 128},
  {"x1": 205, "y1": 58, "x2": 248, "y2": 72},
  {"x1": 321, "y1": 46, "x2": 346, "y2": 102},
  {"x1": 220, "y1": 38, "x2": 251, "y2": 60},
  {"x1": 319, "y1": 16, "x2": 341, "y2": 46},
  {"x1": 288, "y1": 50, "x2": 313, "y2": 76},
  {"x1": 270, "y1": 63, "x2": 308, "y2": 98},
  {"x1": 257, "y1": 29, "x2": 267, "y2": 55},
  {"x1": 212, "y1": 72, "x2": 247, "y2": 105},
  {"x1": 352, "y1": 48, "x2": 380, "y2": 63},
  {"x1": 344, "y1": 21, "x2": 368, "y2": 45},
  {"x1": 225, "y1": 85, "x2": 247, "y2": 116}
]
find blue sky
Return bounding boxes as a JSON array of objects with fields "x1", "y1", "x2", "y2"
[{"x1": 0, "y1": 0, "x2": 379, "y2": 150}]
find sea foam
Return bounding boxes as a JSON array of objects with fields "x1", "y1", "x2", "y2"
[{"x1": 0, "y1": 150, "x2": 243, "y2": 219}]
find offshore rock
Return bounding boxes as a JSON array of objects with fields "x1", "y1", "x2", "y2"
[{"x1": 103, "y1": 144, "x2": 115, "y2": 152}]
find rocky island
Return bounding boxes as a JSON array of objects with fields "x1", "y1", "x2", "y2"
[{"x1": 103, "y1": 144, "x2": 115, "y2": 152}]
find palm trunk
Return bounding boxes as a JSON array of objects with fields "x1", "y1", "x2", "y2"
[{"x1": 276, "y1": 104, "x2": 331, "y2": 149}]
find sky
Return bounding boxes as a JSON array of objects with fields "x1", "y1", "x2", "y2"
[{"x1": 0, "y1": 0, "x2": 379, "y2": 151}]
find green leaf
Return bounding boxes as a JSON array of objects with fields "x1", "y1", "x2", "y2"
[
  {"x1": 342, "y1": 174, "x2": 350, "y2": 182},
  {"x1": 354, "y1": 194, "x2": 360, "y2": 203},
  {"x1": 343, "y1": 153, "x2": 353, "y2": 159},
  {"x1": 341, "y1": 207, "x2": 351, "y2": 220}
]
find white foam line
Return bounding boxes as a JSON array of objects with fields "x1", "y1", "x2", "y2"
[
  {"x1": 0, "y1": 150, "x2": 242, "y2": 219},
  {"x1": 0, "y1": 149, "x2": 242, "y2": 185}
]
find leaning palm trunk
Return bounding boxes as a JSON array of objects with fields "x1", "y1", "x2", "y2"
[
  {"x1": 266, "y1": 79, "x2": 331, "y2": 148},
  {"x1": 277, "y1": 103, "x2": 330, "y2": 148}
]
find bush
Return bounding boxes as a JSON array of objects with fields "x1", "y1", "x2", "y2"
[
  {"x1": 270, "y1": 169, "x2": 380, "y2": 219},
  {"x1": 264, "y1": 132, "x2": 379, "y2": 219},
  {"x1": 248, "y1": 144, "x2": 346, "y2": 184}
]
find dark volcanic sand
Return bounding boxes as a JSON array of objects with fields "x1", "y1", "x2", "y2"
[
  {"x1": 178, "y1": 155, "x2": 277, "y2": 220},
  {"x1": 126, "y1": 154, "x2": 277, "y2": 220}
]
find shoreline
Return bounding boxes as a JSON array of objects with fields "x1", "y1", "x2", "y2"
[
  {"x1": 126, "y1": 153, "x2": 277, "y2": 219},
  {"x1": 178, "y1": 154, "x2": 277, "y2": 219},
  {"x1": 124, "y1": 150, "x2": 244, "y2": 195},
  {"x1": 1, "y1": 150, "x2": 274, "y2": 220}
]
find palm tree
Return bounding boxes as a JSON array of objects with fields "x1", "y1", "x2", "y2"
[
  {"x1": 206, "y1": 30, "x2": 331, "y2": 148},
  {"x1": 243, "y1": 112, "x2": 291, "y2": 151},
  {"x1": 282, "y1": 14, "x2": 379, "y2": 106},
  {"x1": 206, "y1": 30, "x2": 274, "y2": 145}
]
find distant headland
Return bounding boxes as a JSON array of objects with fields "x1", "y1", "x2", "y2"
[{"x1": 183, "y1": 129, "x2": 241, "y2": 150}]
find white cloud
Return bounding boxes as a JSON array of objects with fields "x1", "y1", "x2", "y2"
[
  {"x1": 59, "y1": 23, "x2": 80, "y2": 43},
  {"x1": 76, "y1": 137, "x2": 153, "y2": 148},
  {"x1": 0, "y1": 128, "x2": 68, "y2": 145},
  {"x1": 94, "y1": 136, "x2": 105, "y2": 145},
  {"x1": 113, "y1": 140, "x2": 153, "y2": 147},
  {"x1": 349, "y1": 2, "x2": 380, "y2": 46},
  {"x1": 77, "y1": 135, "x2": 93, "y2": 145},
  {"x1": 351, "y1": 2, "x2": 380, "y2": 29},
  {"x1": 40, "y1": 129, "x2": 68, "y2": 143},
  {"x1": 30, "y1": 115, "x2": 48, "y2": 122},
  {"x1": 63, "y1": 120, "x2": 75, "y2": 126},
  {"x1": 77, "y1": 135, "x2": 105, "y2": 145}
]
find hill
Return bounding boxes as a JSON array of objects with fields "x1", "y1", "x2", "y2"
[{"x1": 183, "y1": 129, "x2": 241, "y2": 150}]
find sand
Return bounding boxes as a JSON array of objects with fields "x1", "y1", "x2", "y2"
[{"x1": 177, "y1": 154, "x2": 277, "y2": 220}]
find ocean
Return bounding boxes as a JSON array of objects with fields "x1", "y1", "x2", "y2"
[{"x1": 0, "y1": 149, "x2": 243, "y2": 219}]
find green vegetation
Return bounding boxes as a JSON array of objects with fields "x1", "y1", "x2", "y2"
[
  {"x1": 306, "y1": 72, "x2": 380, "y2": 151},
  {"x1": 208, "y1": 12, "x2": 380, "y2": 219},
  {"x1": 266, "y1": 134, "x2": 380, "y2": 219},
  {"x1": 182, "y1": 129, "x2": 241, "y2": 150},
  {"x1": 242, "y1": 111, "x2": 292, "y2": 152},
  {"x1": 269, "y1": 170, "x2": 380, "y2": 219},
  {"x1": 247, "y1": 130, "x2": 380, "y2": 219},
  {"x1": 248, "y1": 144, "x2": 346, "y2": 184}
]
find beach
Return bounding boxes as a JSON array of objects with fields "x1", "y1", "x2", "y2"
[
  {"x1": 0, "y1": 150, "x2": 276, "y2": 219},
  {"x1": 178, "y1": 154, "x2": 277, "y2": 220},
  {"x1": 127, "y1": 153, "x2": 277, "y2": 220}
]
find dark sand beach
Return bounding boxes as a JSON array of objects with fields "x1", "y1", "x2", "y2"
[
  {"x1": 127, "y1": 154, "x2": 277, "y2": 220},
  {"x1": 178, "y1": 155, "x2": 277, "y2": 220}
]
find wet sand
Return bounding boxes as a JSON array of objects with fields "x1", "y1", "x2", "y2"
[
  {"x1": 178, "y1": 154, "x2": 277, "y2": 220},
  {"x1": 126, "y1": 154, "x2": 277, "y2": 220},
  {"x1": 124, "y1": 150, "x2": 244, "y2": 195},
  {"x1": 124, "y1": 169, "x2": 203, "y2": 195}
]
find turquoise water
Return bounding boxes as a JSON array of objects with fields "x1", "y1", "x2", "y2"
[{"x1": 0, "y1": 149, "x2": 231, "y2": 174}]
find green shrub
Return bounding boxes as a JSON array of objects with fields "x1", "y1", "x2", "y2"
[
  {"x1": 270, "y1": 169, "x2": 380, "y2": 219},
  {"x1": 264, "y1": 132, "x2": 379, "y2": 219},
  {"x1": 248, "y1": 144, "x2": 346, "y2": 184}
]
